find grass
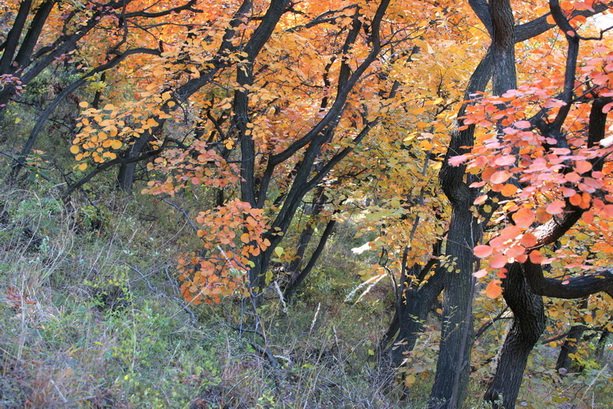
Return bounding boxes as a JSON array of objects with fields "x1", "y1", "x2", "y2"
[
  {"x1": 0, "y1": 184, "x2": 611, "y2": 408},
  {"x1": 0, "y1": 186, "x2": 403, "y2": 408}
]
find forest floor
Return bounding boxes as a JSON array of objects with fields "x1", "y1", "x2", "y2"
[{"x1": 0, "y1": 184, "x2": 611, "y2": 408}]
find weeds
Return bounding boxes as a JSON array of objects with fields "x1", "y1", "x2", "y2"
[{"x1": 0, "y1": 185, "x2": 610, "y2": 408}]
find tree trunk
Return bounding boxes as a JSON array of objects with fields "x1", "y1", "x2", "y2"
[
  {"x1": 284, "y1": 219, "x2": 336, "y2": 303},
  {"x1": 429, "y1": 208, "x2": 479, "y2": 409},
  {"x1": 386, "y1": 268, "x2": 445, "y2": 368},
  {"x1": 116, "y1": 130, "x2": 155, "y2": 191},
  {"x1": 555, "y1": 324, "x2": 587, "y2": 374},
  {"x1": 595, "y1": 329, "x2": 609, "y2": 362},
  {"x1": 283, "y1": 185, "x2": 328, "y2": 297},
  {"x1": 484, "y1": 262, "x2": 546, "y2": 409},
  {"x1": 555, "y1": 299, "x2": 588, "y2": 375}
]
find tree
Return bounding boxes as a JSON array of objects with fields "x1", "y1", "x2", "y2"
[
  {"x1": 9, "y1": 1, "x2": 610, "y2": 406},
  {"x1": 436, "y1": 1, "x2": 613, "y2": 408},
  {"x1": 0, "y1": 0, "x2": 200, "y2": 180},
  {"x1": 66, "y1": 0, "x2": 422, "y2": 303}
]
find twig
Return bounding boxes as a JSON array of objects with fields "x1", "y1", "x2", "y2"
[
  {"x1": 273, "y1": 280, "x2": 287, "y2": 313},
  {"x1": 128, "y1": 264, "x2": 197, "y2": 324},
  {"x1": 50, "y1": 379, "x2": 68, "y2": 403},
  {"x1": 583, "y1": 363, "x2": 608, "y2": 396},
  {"x1": 474, "y1": 307, "x2": 509, "y2": 339},
  {"x1": 309, "y1": 302, "x2": 321, "y2": 335},
  {"x1": 161, "y1": 198, "x2": 199, "y2": 234}
]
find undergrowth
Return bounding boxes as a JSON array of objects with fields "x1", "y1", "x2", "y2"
[{"x1": 0, "y1": 184, "x2": 610, "y2": 408}]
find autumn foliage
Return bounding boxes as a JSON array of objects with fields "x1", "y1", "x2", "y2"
[{"x1": 2, "y1": 0, "x2": 613, "y2": 408}]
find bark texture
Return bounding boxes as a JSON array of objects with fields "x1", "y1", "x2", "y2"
[{"x1": 484, "y1": 263, "x2": 546, "y2": 408}]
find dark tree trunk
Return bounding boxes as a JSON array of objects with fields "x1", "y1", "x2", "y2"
[
  {"x1": 116, "y1": 129, "x2": 157, "y2": 191},
  {"x1": 386, "y1": 267, "x2": 444, "y2": 368},
  {"x1": 555, "y1": 324, "x2": 587, "y2": 374},
  {"x1": 428, "y1": 209, "x2": 479, "y2": 409},
  {"x1": 283, "y1": 219, "x2": 336, "y2": 303},
  {"x1": 283, "y1": 186, "x2": 328, "y2": 289},
  {"x1": 595, "y1": 330, "x2": 609, "y2": 362},
  {"x1": 430, "y1": 2, "x2": 516, "y2": 407},
  {"x1": 555, "y1": 298, "x2": 589, "y2": 374},
  {"x1": 484, "y1": 263, "x2": 546, "y2": 409}
]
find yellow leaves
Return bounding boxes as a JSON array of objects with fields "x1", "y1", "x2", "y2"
[
  {"x1": 144, "y1": 118, "x2": 159, "y2": 129},
  {"x1": 404, "y1": 375, "x2": 417, "y2": 387},
  {"x1": 70, "y1": 145, "x2": 80, "y2": 154}
]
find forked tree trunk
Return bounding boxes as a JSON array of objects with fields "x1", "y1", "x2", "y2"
[{"x1": 484, "y1": 262, "x2": 546, "y2": 409}]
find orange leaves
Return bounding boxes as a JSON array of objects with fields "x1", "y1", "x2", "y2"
[
  {"x1": 474, "y1": 245, "x2": 492, "y2": 258},
  {"x1": 485, "y1": 280, "x2": 503, "y2": 298},
  {"x1": 575, "y1": 160, "x2": 592, "y2": 174},
  {"x1": 500, "y1": 183, "x2": 518, "y2": 197},
  {"x1": 177, "y1": 200, "x2": 271, "y2": 305},
  {"x1": 489, "y1": 254, "x2": 508, "y2": 269},
  {"x1": 177, "y1": 252, "x2": 249, "y2": 306},
  {"x1": 143, "y1": 141, "x2": 240, "y2": 196},
  {"x1": 569, "y1": 192, "x2": 591, "y2": 209},
  {"x1": 489, "y1": 170, "x2": 511, "y2": 184},
  {"x1": 494, "y1": 155, "x2": 515, "y2": 167},
  {"x1": 520, "y1": 232, "x2": 538, "y2": 248},
  {"x1": 528, "y1": 250, "x2": 545, "y2": 264},
  {"x1": 546, "y1": 200, "x2": 565, "y2": 215},
  {"x1": 512, "y1": 208, "x2": 535, "y2": 228}
]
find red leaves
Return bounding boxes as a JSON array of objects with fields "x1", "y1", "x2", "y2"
[
  {"x1": 489, "y1": 170, "x2": 511, "y2": 184},
  {"x1": 143, "y1": 141, "x2": 241, "y2": 196},
  {"x1": 489, "y1": 254, "x2": 508, "y2": 269},
  {"x1": 179, "y1": 199, "x2": 271, "y2": 304},
  {"x1": 575, "y1": 161, "x2": 592, "y2": 174},
  {"x1": 529, "y1": 250, "x2": 544, "y2": 264},
  {"x1": 474, "y1": 245, "x2": 492, "y2": 258},
  {"x1": 512, "y1": 208, "x2": 535, "y2": 228},
  {"x1": 448, "y1": 155, "x2": 468, "y2": 166},
  {"x1": 514, "y1": 120, "x2": 531, "y2": 129},
  {"x1": 520, "y1": 232, "x2": 538, "y2": 248},
  {"x1": 459, "y1": 45, "x2": 613, "y2": 299},
  {"x1": 494, "y1": 155, "x2": 516, "y2": 166},
  {"x1": 546, "y1": 200, "x2": 565, "y2": 215}
]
